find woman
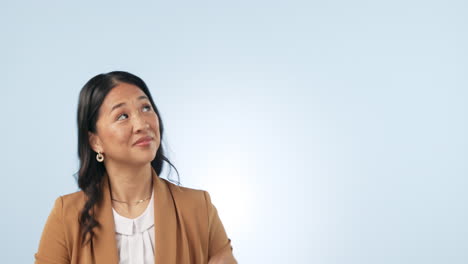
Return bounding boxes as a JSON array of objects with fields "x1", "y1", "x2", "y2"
[{"x1": 35, "y1": 71, "x2": 237, "y2": 264}]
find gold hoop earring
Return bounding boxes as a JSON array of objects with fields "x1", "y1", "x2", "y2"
[{"x1": 96, "y1": 152, "x2": 104, "y2": 162}]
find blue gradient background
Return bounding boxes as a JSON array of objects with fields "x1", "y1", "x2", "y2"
[{"x1": 1, "y1": 0, "x2": 467, "y2": 263}]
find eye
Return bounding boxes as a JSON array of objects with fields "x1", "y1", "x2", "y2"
[
  {"x1": 142, "y1": 104, "x2": 152, "y2": 112},
  {"x1": 117, "y1": 113, "x2": 128, "y2": 121}
]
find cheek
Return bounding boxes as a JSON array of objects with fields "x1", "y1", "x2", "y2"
[
  {"x1": 153, "y1": 119, "x2": 161, "y2": 137},
  {"x1": 148, "y1": 115, "x2": 160, "y2": 133},
  {"x1": 103, "y1": 126, "x2": 132, "y2": 146}
]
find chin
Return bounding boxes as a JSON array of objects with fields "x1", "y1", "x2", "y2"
[
  {"x1": 127, "y1": 159, "x2": 154, "y2": 168},
  {"x1": 123, "y1": 149, "x2": 157, "y2": 166},
  {"x1": 134, "y1": 153, "x2": 157, "y2": 165}
]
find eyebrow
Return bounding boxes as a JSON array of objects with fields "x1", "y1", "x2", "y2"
[{"x1": 110, "y1": 95, "x2": 149, "y2": 113}]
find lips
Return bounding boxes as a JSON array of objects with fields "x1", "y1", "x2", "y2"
[{"x1": 133, "y1": 135, "x2": 153, "y2": 146}]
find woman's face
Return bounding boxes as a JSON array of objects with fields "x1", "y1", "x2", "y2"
[{"x1": 89, "y1": 82, "x2": 160, "y2": 167}]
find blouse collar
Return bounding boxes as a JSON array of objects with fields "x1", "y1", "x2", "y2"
[{"x1": 112, "y1": 189, "x2": 155, "y2": 235}]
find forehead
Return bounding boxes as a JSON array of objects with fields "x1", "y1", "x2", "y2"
[{"x1": 101, "y1": 83, "x2": 147, "y2": 108}]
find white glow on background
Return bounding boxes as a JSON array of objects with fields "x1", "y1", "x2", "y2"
[{"x1": 1, "y1": 0, "x2": 467, "y2": 263}]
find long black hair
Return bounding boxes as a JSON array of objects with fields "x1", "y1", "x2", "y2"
[{"x1": 76, "y1": 71, "x2": 179, "y2": 246}]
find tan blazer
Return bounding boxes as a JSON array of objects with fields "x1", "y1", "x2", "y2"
[{"x1": 35, "y1": 169, "x2": 237, "y2": 264}]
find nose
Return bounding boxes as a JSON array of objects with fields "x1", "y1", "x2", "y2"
[{"x1": 133, "y1": 113, "x2": 150, "y2": 133}]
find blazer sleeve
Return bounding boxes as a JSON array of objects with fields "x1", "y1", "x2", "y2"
[
  {"x1": 35, "y1": 196, "x2": 70, "y2": 264},
  {"x1": 204, "y1": 191, "x2": 237, "y2": 263}
]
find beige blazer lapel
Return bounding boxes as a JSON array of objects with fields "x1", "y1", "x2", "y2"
[
  {"x1": 93, "y1": 174, "x2": 119, "y2": 263},
  {"x1": 153, "y1": 169, "x2": 179, "y2": 263}
]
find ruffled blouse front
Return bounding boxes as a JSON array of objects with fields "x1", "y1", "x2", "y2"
[{"x1": 112, "y1": 190, "x2": 155, "y2": 264}]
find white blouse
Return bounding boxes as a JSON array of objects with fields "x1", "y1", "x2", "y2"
[{"x1": 112, "y1": 190, "x2": 155, "y2": 264}]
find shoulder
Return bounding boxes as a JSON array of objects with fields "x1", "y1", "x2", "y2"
[
  {"x1": 162, "y1": 178, "x2": 208, "y2": 200},
  {"x1": 49, "y1": 190, "x2": 86, "y2": 223},
  {"x1": 61, "y1": 190, "x2": 86, "y2": 210},
  {"x1": 161, "y1": 178, "x2": 212, "y2": 210}
]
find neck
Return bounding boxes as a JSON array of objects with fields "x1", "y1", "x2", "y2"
[{"x1": 105, "y1": 162, "x2": 153, "y2": 203}]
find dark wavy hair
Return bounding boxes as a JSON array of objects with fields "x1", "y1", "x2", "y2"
[{"x1": 76, "y1": 71, "x2": 179, "y2": 246}]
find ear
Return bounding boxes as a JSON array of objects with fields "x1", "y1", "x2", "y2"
[{"x1": 88, "y1": 132, "x2": 104, "y2": 153}]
